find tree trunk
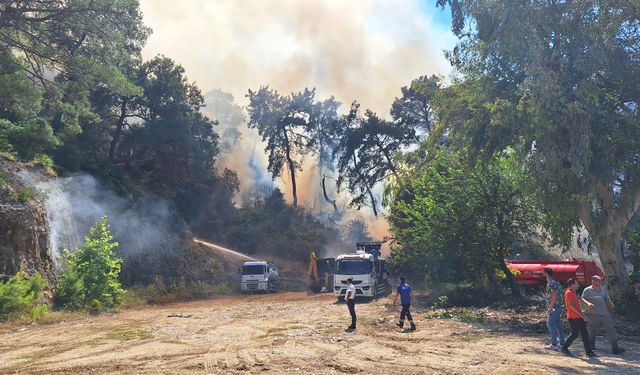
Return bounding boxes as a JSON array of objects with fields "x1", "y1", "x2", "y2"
[
  {"x1": 352, "y1": 153, "x2": 377, "y2": 216},
  {"x1": 374, "y1": 138, "x2": 398, "y2": 178},
  {"x1": 498, "y1": 256, "x2": 520, "y2": 296},
  {"x1": 282, "y1": 127, "x2": 297, "y2": 207},
  {"x1": 578, "y1": 193, "x2": 630, "y2": 300},
  {"x1": 109, "y1": 98, "x2": 128, "y2": 161},
  {"x1": 591, "y1": 224, "x2": 629, "y2": 298},
  {"x1": 287, "y1": 154, "x2": 298, "y2": 207}
]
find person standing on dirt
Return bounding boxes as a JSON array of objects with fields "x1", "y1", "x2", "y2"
[
  {"x1": 393, "y1": 277, "x2": 416, "y2": 331},
  {"x1": 581, "y1": 275, "x2": 625, "y2": 355},
  {"x1": 543, "y1": 267, "x2": 565, "y2": 350},
  {"x1": 560, "y1": 278, "x2": 597, "y2": 357},
  {"x1": 345, "y1": 277, "x2": 356, "y2": 330}
]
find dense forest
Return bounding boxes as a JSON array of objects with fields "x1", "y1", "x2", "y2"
[{"x1": 0, "y1": 0, "x2": 638, "y2": 312}]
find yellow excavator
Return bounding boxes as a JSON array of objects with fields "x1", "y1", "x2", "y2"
[{"x1": 306, "y1": 251, "x2": 335, "y2": 293}]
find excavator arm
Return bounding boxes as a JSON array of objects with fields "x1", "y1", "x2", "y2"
[{"x1": 306, "y1": 251, "x2": 320, "y2": 290}]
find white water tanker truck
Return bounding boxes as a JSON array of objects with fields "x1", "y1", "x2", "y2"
[
  {"x1": 240, "y1": 261, "x2": 279, "y2": 293},
  {"x1": 333, "y1": 241, "x2": 390, "y2": 300}
]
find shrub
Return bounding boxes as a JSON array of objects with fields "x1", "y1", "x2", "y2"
[
  {"x1": 496, "y1": 266, "x2": 521, "y2": 281},
  {"x1": 9, "y1": 187, "x2": 33, "y2": 203},
  {"x1": 55, "y1": 216, "x2": 124, "y2": 312},
  {"x1": 0, "y1": 271, "x2": 49, "y2": 321},
  {"x1": 32, "y1": 153, "x2": 55, "y2": 169}
]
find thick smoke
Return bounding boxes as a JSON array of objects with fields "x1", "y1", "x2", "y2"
[
  {"x1": 22, "y1": 172, "x2": 181, "y2": 269},
  {"x1": 203, "y1": 88, "x2": 391, "y2": 243},
  {"x1": 139, "y1": 0, "x2": 454, "y2": 114},
  {"x1": 139, "y1": 1, "x2": 453, "y2": 242}
]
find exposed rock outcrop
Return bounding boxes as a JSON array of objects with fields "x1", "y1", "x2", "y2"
[{"x1": 0, "y1": 155, "x2": 56, "y2": 287}]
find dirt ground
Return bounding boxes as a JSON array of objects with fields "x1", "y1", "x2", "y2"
[{"x1": 0, "y1": 292, "x2": 638, "y2": 375}]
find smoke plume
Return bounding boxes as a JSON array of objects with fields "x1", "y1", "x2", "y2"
[
  {"x1": 22, "y1": 172, "x2": 182, "y2": 269},
  {"x1": 139, "y1": 0, "x2": 454, "y2": 114},
  {"x1": 139, "y1": 0, "x2": 454, "y2": 240}
]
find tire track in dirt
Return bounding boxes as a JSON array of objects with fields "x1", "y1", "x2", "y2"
[{"x1": 0, "y1": 292, "x2": 638, "y2": 374}]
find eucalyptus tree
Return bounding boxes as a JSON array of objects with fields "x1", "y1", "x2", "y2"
[{"x1": 436, "y1": 0, "x2": 640, "y2": 296}]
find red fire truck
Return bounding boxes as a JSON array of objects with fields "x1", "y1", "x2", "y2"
[{"x1": 507, "y1": 260, "x2": 605, "y2": 287}]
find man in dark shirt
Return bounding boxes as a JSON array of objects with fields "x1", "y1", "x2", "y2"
[{"x1": 393, "y1": 277, "x2": 416, "y2": 331}]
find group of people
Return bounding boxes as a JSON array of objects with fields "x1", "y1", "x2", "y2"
[
  {"x1": 343, "y1": 269, "x2": 630, "y2": 360},
  {"x1": 544, "y1": 268, "x2": 626, "y2": 357},
  {"x1": 343, "y1": 276, "x2": 416, "y2": 331}
]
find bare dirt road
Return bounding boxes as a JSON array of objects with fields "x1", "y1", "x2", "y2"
[{"x1": 0, "y1": 292, "x2": 638, "y2": 374}]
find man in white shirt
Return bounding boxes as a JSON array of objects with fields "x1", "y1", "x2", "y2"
[{"x1": 345, "y1": 277, "x2": 356, "y2": 330}]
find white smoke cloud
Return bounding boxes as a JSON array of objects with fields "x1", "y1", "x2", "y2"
[
  {"x1": 22, "y1": 172, "x2": 181, "y2": 269},
  {"x1": 139, "y1": 0, "x2": 455, "y2": 114}
]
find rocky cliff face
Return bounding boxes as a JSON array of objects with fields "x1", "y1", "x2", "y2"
[{"x1": 0, "y1": 155, "x2": 56, "y2": 287}]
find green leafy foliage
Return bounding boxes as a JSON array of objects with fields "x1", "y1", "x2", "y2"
[
  {"x1": 9, "y1": 187, "x2": 33, "y2": 204},
  {"x1": 32, "y1": 153, "x2": 55, "y2": 168},
  {"x1": 436, "y1": 0, "x2": 640, "y2": 296},
  {"x1": 55, "y1": 217, "x2": 124, "y2": 312},
  {"x1": 332, "y1": 101, "x2": 418, "y2": 216},
  {"x1": 388, "y1": 146, "x2": 540, "y2": 294},
  {"x1": 0, "y1": 271, "x2": 49, "y2": 321},
  {"x1": 390, "y1": 74, "x2": 441, "y2": 137},
  {"x1": 0, "y1": 0, "x2": 150, "y2": 141}
]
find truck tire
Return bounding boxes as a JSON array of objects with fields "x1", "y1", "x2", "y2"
[{"x1": 268, "y1": 281, "x2": 278, "y2": 293}]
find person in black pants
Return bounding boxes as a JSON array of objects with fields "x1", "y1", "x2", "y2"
[
  {"x1": 561, "y1": 278, "x2": 597, "y2": 357},
  {"x1": 345, "y1": 277, "x2": 356, "y2": 330},
  {"x1": 393, "y1": 277, "x2": 416, "y2": 331}
]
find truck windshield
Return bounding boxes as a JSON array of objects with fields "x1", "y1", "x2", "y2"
[
  {"x1": 242, "y1": 265, "x2": 265, "y2": 275},
  {"x1": 335, "y1": 260, "x2": 372, "y2": 275}
]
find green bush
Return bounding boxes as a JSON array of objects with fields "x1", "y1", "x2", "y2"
[
  {"x1": 32, "y1": 153, "x2": 55, "y2": 169},
  {"x1": 0, "y1": 271, "x2": 49, "y2": 321},
  {"x1": 3, "y1": 117, "x2": 59, "y2": 160},
  {"x1": 9, "y1": 187, "x2": 33, "y2": 203},
  {"x1": 55, "y1": 216, "x2": 124, "y2": 312}
]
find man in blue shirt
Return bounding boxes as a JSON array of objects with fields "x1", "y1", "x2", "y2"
[{"x1": 393, "y1": 277, "x2": 416, "y2": 331}]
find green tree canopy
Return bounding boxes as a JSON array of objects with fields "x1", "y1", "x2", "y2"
[
  {"x1": 436, "y1": 0, "x2": 640, "y2": 296},
  {"x1": 0, "y1": 0, "x2": 149, "y2": 139},
  {"x1": 55, "y1": 216, "x2": 124, "y2": 311},
  {"x1": 389, "y1": 145, "x2": 541, "y2": 294}
]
